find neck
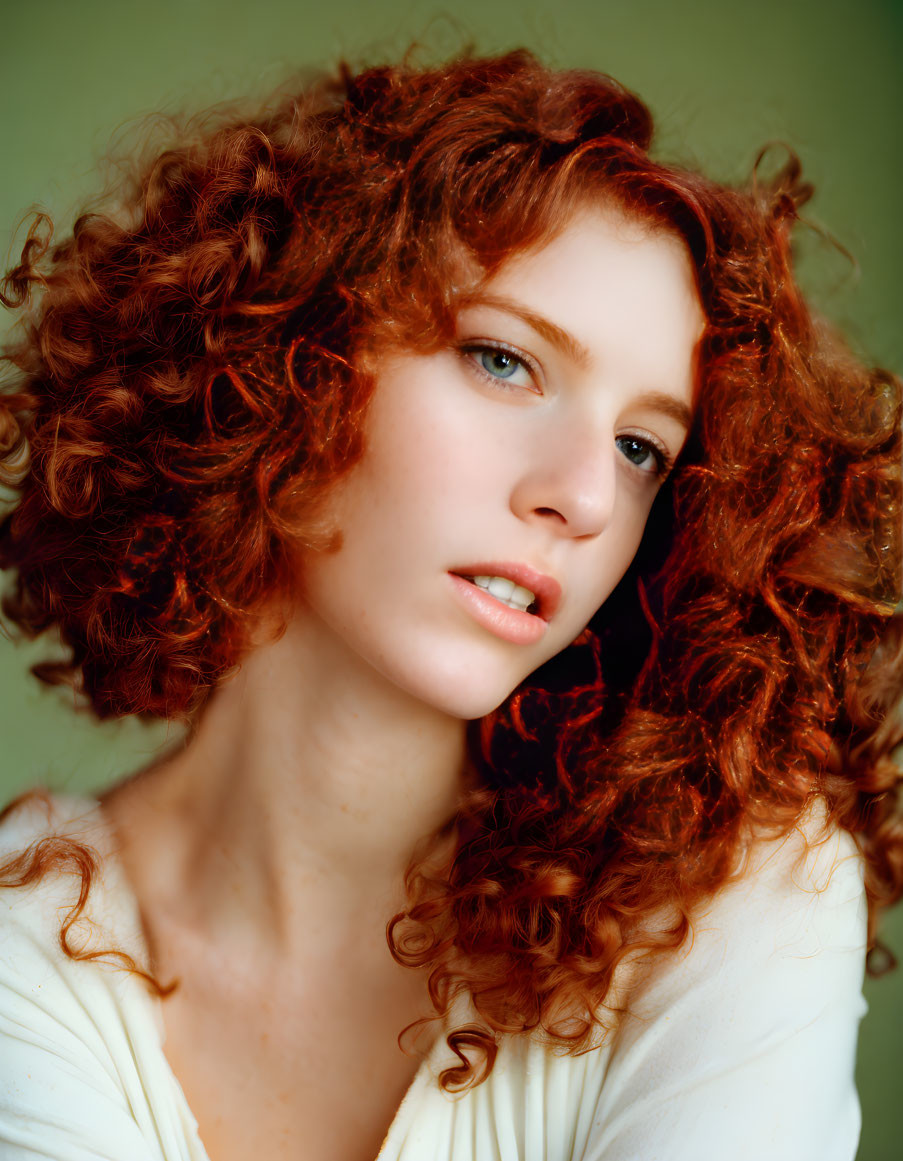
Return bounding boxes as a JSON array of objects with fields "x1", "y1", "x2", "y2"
[{"x1": 105, "y1": 609, "x2": 471, "y2": 956}]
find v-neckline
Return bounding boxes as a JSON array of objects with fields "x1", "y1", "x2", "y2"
[{"x1": 83, "y1": 793, "x2": 444, "y2": 1161}]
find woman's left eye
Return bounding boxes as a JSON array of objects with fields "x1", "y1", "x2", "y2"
[{"x1": 615, "y1": 434, "x2": 668, "y2": 476}]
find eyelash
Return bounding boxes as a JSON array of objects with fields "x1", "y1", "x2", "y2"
[
  {"x1": 458, "y1": 340, "x2": 540, "y2": 391},
  {"x1": 615, "y1": 432, "x2": 673, "y2": 478},
  {"x1": 458, "y1": 340, "x2": 674, "y2": 480}
]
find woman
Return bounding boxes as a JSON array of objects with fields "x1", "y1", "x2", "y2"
[{"x1": 0, "y1": 50, "x2": 900, "y2": 1161}]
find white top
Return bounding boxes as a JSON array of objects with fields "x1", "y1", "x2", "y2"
[{"x1": 0, "y1": 794, "x2": 867, "y2": 1161}]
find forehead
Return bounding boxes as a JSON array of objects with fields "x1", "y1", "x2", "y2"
[{"x1": 489, "y1": 205, "x2": 701, "y2": 313}]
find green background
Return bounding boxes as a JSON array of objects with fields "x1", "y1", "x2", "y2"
[{"x1": 1, "y1": 1, "x2": 900, "y2": 1156}]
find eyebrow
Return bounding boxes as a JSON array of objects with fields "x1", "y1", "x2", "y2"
[
  {"x1": 457, "y1": 292, "x2": 694, "y2": 432},
  {"x1": 458, "y1": 293, "x2": 593, "y2": 370},
  {"x1": 630, "y1": 391, "x2": 693, "y2": 432}
]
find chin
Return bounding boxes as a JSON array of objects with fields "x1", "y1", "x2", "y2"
[
  {"x1": 442, "y1": 688, "x2": 515, "y2": 722},
  {"x1": 389, "y1": 655, "x2": 533, "y2": 722}
]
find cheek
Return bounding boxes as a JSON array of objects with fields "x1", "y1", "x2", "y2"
[
  {"x1": 363, "y1": 388, "x2": 510, "y2": 528},
  {"x1": 577, "y1": 502, "x2": 655, "y2": 622}
]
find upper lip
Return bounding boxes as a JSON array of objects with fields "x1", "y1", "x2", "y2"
[{"x1": 449, "y1": 561, "x2": 563, "y2": 621}]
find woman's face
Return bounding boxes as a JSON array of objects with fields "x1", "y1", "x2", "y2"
[{"x1": 299, "y1": 207, "x2": 705, "y2": 720}]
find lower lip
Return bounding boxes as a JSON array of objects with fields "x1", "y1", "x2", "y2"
[{"x1": 447, "y1": 574, "x2": 548, "y2": 646}]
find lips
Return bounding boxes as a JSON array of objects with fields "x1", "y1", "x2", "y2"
[{"x1": 449, "y1": 561, "x2": 562, "y2": 621}]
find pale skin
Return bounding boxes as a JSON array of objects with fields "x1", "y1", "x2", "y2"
[{"x1": 102, "y1": 206, "x2": 705, "y2": 1161}]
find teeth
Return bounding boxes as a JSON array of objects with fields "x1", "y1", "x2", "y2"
[
  {"x1": 472, "y1": 575, "x2": 536, "y2": 613},
  {"x1": 487, "y1": 576, "x2": 515, "y2": 601}
]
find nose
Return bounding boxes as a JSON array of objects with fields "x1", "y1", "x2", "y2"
[{"x1": 509, "y1": 426, "x2": 617, "y2": 539}]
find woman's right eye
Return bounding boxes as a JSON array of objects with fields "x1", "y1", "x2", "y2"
[
  {"x1": 478, "y1": 349, "x2": 521, "y2": 378},
  {"x1": 460, "y1": 343, "x2": 539, "y2": 392}
]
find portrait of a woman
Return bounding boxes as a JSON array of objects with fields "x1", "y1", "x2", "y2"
[{"x1": 0, "y1": 5, "x2": 900, "y2": 1161}]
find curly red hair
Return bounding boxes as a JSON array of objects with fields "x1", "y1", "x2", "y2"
[{"x1": 1, "y1": 50, "x2": 901, "y2": 1089}]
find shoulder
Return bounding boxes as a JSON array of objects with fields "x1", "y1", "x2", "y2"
[
  {"x1": 0, "y1": 789, "x2": 100, "y2": 852},
  {"x1": 0, "y1": 792, "x2": 170, "y2": 1161},
  {"x1": 611, "y1": 800, "x2": 866, "y2": 1020},
  {"x1": 0, "y1": 790, "x2": 137, "y2": 1050},
  {"x1": 583, "y1": 803, "x2": 867, "y2": 1161},
  {"x1": 684, "y1": 798, "x2": 865, "y2": 984},
  {"x1": 0, "y1": 788, "x2": 157, "y2": 1026},
  {"x1": 0, "y1": 791, "x2": 104, "y2": 939},
  {"x1": 0, "y1": 790, "x2": 145, "y2": 955}
]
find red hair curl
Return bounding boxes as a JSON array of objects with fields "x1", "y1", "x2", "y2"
[{"x1": 1, "y1": 50, "x2": 901, "y2": 1090}]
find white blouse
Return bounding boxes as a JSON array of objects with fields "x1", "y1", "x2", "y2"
[{"x1": 0, "y1": 794, "x2": 867, "y2": 1161}]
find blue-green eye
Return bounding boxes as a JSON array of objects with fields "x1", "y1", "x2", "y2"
[
  {"x1": 616, "y1": 434, "x2": 666, "y2": 476},
  {"x1": 460, "y1": 342, "x2": 537, "y2": 390},
  {"x1": 479, "y1": 349, "x2": 521, "y2": 379}
]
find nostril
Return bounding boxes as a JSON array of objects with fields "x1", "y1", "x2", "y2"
[{"x1": 534, "y1": 506, "x2": 566, "y2": 521}]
